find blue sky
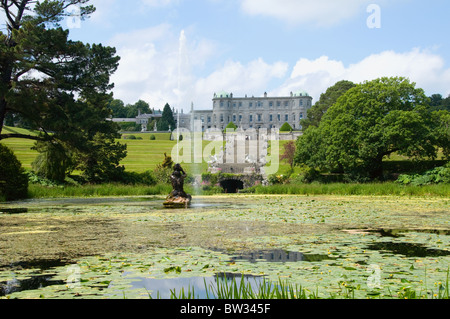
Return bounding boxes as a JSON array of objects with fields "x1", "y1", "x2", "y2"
[{"x1": 67, "y1": 0, "x2": 450, "y2": 111}]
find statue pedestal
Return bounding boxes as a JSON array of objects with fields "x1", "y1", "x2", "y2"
[{"x1": 163, "y1": 195, "x2": 191, "y2": 209}]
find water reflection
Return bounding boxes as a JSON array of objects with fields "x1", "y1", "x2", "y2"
[
  {"x1": 343, "y1": 228, "x2": 450, "y2": 238},
  {"x1": 0, "y1": 208, "x2": 28, "y2": 214},
  {"x1": 115, "y1": 273, "x2": 263, "y2": 299},
  {"x1": 367, "y1": 242, "x2": 450, "y2": 258},
  {"x1": 0, "y1": 275, "x2": 64, "y2": 297},
  {"x1": 221, "y1": 249, "x2": 336, "y2": 263}
]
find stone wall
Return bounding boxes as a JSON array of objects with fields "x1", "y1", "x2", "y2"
[{"x1": 279, "y1": 132, "x2": 303, "y2": 140}]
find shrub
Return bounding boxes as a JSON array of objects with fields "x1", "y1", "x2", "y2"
[
  {"x1": 279, "y1": 122, "x2": 293, "y2": 132},
  {"x1": 114, "y1": 170, "x2": 157, "y2": 185},
  {"x1": 161, "y1": 153, "x2": 174, "y2": 169},
  {"x1": 225, "y1": 122, "x2": 237, "y2": 131},
  {"x1": 290, "y1": 165, "x2": 321, "y2": 184},
  {"x1": 118, "y1": 122, "x2": 140, "y2": 132},
  {"x1": 27, "y1": 171, "x2": 61, "y2": 187},
  {"x1": 139, "y1": 170, "x2": 158, "y2": 185},
  {"x1": 396, "y1": 163, "x2": 450, "y2": 186},
  {"x1": 153, "y1": 166, "x2": 172, "y2": 184},
  {"x1": 31, "y1": 141, "x2": 74, "y2": 183},
  {"x1": 202, "y1": 172, "x2": 220, "y2": 186},
  {"x1": 268, "y1": 174, "x2": 290, "y2": 185},
  {"x1": 0, "y1": 144, "x2": 29, "y2": 201},
  {"x1": 150, "y1": 134, "x2": 156, "y2": 140},
  {"x1": 201, "y1": 185, "x2": 224, "y2": 195}
]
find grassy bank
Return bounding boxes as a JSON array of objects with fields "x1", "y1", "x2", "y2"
[
  {"x1": 242, "y1": 182, "x2": 450, "y2": 197},
  {"x1": 25, "y1": 181, "x2": 449, "y2": 199},
  {"x1": 28, "y1": 183, "x2": 173, "y2": 199}
]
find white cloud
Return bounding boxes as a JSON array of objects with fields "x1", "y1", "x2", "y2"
[
  {"x1": 111, "y1": 27, "x2": 450, "y2": 111},
  {"x1": 109, "y1": 24, "x2": 289, "y2": 111},
  {"x1": 193, "y1": 58, "x2": 289, "y2": 107},
  {"x1": 109, "y1": 24, "x2": 188, "y2": 108},
  {"x1": 240, "y1": 0, "x2": 376, "y2": 27},
  {"x1": 272, "y1": 48, "x2": 450, "y2": 101},
  {"x1": 88, "y1": 0, "x2": 121, "y2": 28}
]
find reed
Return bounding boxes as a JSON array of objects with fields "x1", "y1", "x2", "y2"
[
  {"x1": 168, "y1": 270, "x2": 449, "y2": 300},
  {"x1": 169, "y1": 275, "x2": 317, "y2": 300},
  {"x1": 245, "y1": 182, "x2": 449, "y2": 197},
  {"x1": 28, "y1": 183, "x2": 172, "y2": 199}
]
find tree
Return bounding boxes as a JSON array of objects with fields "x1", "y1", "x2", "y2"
[
  {"x1": 157, "y1": 103, "x2": 175, "y2": 131},
  {"x1": 124, "y1": 100, "x2": 151, "y2": 118},
  {"x1": 108, "y1": 99, "x2": 127, "y2": 118},
  {"x1": 295, "y1": 77, "x2": 439, "y2": 180},
  {"x1": 75, "y1": 132, "x2": 127, "y2": 183},
  {"x1": 0, "y1": 144, "x2": 28, "y2": 200},
  {"x1": 0, "y1": 1, "x2": 126, "y2": 182},
  {"x1": 300, "y1": 80, "x2": 355, "y2": 130},
  {"x1": 32, "y1": 140, "x2": 74, "y2": 182},
  {"x1": 280, "y1": 141, "x2": 296, "y2": 169},
  {"x1": 432, "y1": 110, "x2": 450, "y2": 159},
  {"x1": 429, "y1": 94, "x2": 450, "y2": 112}
]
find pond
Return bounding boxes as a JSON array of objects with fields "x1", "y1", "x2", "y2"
[{"x1": 0, "y1": 195, "x2": 449, "y2": 299}]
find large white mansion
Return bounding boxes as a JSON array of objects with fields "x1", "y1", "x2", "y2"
[
  {"x1": 112, "y1": 90, "x2": 313, "y2": 132},
  {"x1": 177, "y1": 90, "x2": 313, "y2": 132}
]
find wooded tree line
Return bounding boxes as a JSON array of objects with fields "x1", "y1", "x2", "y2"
[
  {"x1": 108, "y1": 99, "x2": 176, "y2": 132},
  {"x1": 296, "y1": 78, "x2": 450, "y2": 180}
]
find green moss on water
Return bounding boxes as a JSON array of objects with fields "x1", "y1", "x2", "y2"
[{"x1": 1, "y1": 195, "x2": 449, "y2": 299}]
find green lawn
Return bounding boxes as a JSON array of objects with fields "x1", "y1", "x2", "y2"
[
  {"x1": 1, "y1": 126, "x2": 445, "y2": 176},
  {"x1": 1, "y1": 126, "x2": 40, "y2": 170},
  {"x1": 0, "y1": 127, "x2": 215, "y2": 174},
  {"x1": 121, "y1": 139, "x2": 177, "y2": 172}
]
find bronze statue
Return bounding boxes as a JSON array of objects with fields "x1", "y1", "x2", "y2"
[{"x1": 163, "y1": 164, "x2": 192, "y2": 208}]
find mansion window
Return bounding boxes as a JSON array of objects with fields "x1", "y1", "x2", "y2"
[
  {"x1": 285, "y1": 114, "x2": 289, "y2": 121},
  {"x1": 249, "y1": 115, "x2": 253, "y2": 122},
  {"x1": 269, "y1": 114, "x2": 273, "y2": 122},
  {"x1": 257, "y1": 114, "x2": 262, "y2": 122}
]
